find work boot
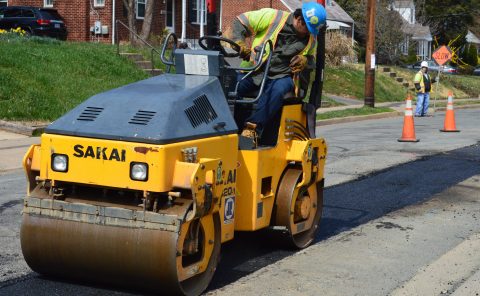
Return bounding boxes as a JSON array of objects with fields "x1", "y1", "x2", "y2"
[{"x1": 241, "y1": 122, "x2": 258, "y2": 148}]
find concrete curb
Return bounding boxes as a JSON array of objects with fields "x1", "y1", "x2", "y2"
[
  {"x1": 433, "y1": 104, "x2": 480, "y2": 111},
  {"x1": 316, "y1": 111, "x2": 404, "y2": 126},
  {"x1": 316, "y1": 104, "x2": 480, "y2": 126},
  {"x1": 0, "y1": 120, "x2": 46, "y2": 136}
]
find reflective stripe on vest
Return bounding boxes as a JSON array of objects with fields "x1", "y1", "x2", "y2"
[
  {"x1": 237, "y1": 14, "x2": 252, "y2": 34},
  {"x1": 251, "y1": 10, "x2": 286, "y2": 63}
]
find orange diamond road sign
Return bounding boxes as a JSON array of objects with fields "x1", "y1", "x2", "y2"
[{"x1": 432, "y1": 45, "x2": 452, "y2": 66}]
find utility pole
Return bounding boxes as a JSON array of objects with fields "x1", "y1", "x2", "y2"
[
  {"x1": 309, "y1": 0, "x2": 326, "y2": 110},
  {"x1": 364, "y1": 0, "x2": 376, "y2": 107}
]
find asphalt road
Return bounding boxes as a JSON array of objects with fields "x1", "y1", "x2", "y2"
[{"x1": 0, "y1": 108, "x2": 479, "y2": 295}]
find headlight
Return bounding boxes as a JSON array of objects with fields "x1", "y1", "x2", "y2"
[
  {"x1": 52, "y1": 154, "x2": 68, "y2": 172},
  {"x1": 130, "y1": 162, "x2": 148, "y2": 181}
]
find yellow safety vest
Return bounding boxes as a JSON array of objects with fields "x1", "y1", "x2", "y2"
[
  {"x1": 236, "y1": 8, "x2": 317, "y2": 95},
  {"x1": 414, "y1": 70, "x2": 432, "y2": 94}
]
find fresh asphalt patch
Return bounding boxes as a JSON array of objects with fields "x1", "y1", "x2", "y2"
[
  {"x1": 209, "y1": 143, "x2": 480, "y2": 291},
  {"x1": 1, "y1": 144, "x2": 479, "y2": 295}
]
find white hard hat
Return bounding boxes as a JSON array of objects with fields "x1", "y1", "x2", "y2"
[{"x1": 421, "y1": 61, "x2": 428, "y2": 68}]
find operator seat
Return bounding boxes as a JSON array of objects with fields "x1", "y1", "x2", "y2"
[{"x1": 234, "y1": 70, "x2": 312, "y2": 148}]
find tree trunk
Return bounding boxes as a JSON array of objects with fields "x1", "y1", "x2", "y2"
[
  {"x1": 140, "y1": 0, "x2": 155, "y2": 41},
  {"x1": 122, "y1": 0, "x2": 137, "y2": 45}
]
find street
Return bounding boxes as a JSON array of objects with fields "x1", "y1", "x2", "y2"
[{"x1": 0, "y1": 108, "x2": 479, "y2": 295}]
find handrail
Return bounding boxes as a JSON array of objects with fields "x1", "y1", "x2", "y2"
[
  {"x1": 160, "y1": 33, "x2": 178, "y2": 73},
  {"x1": 228, "y1": 40, "x2": 274, "y2": 104},
  {"x1": 115, "y1": 20, "x2": 162, "y2": 76}
]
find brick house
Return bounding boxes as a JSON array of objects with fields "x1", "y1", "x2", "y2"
[{"x1": 2, "y1": 0, "x2": 353, "y2": 45}]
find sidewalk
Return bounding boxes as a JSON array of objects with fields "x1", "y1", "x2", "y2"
[{"x1": 0, "y1": 131, "x2": 39, "y2": 172}]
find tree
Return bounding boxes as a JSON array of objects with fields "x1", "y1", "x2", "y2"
[
  {"x1": 374, "y1": 1, "x2": 405, "y2": 64},
  {"x1": 121, "y1": 0, "x2": 156, "y2": 46},
  {"x1": 468, "y1": 44, "x2": 478, "y2": 67},
  {"x1": 140, "y1": 0, "x2": 156, "y2": 41},
  {"x1": 335, "y1": 0, "x2": 404, "y2": 64},
  {"x1": 121, "y1": 0, "x2": 136, "y2": 43},
  {"x1": 417, "y1": 0, "x2": 478, "y2": 47}
]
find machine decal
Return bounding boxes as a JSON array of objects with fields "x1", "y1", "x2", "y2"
[
  {"x1": 226, "y1": 169, "x2": 236, "y2": 184},
  {"x1": 184, "y1": 54, "x2": 210, "y2": 76},
  {"x1": 222, "y1": 186, "x2": 235, "y2": 197},
  {"x1": 73, "y1": 144, "x2": 126, "y2": 162},
  {"x1": 257, "y1": 202, "x2": 263, "y2": 218},
  {"x1": 224, "y1": 196, "x2": 235, "y2": 224},
  {"x1": 216, "y1": 163, "x2": 223, "y2": 183}
]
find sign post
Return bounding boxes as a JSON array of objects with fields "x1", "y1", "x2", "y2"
[{"x1": 431, "y1": 45, "x2": 452, "y2": 113}]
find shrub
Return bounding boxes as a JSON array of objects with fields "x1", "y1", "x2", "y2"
[
  {"x1": 458, "y1": 64, "x2": 474, "y2": 75},
  {"x1": 0, "y1": 27, "x2": 27, "y2": 40},
  {"x1": 468, "y1": 44, "x2": 478, "y2": 67},
  {"x1": 325, "y1": 31, "x2": 356, "y2": 66}
]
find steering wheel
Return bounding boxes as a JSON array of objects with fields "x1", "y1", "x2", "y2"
[{"x1": 198, "y1": 36, "x2": 241, "y2": 58}]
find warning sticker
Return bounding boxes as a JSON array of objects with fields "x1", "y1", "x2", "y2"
[
  {"x1": 224, "y1": 196, "x2": 235, "y2": 224},
  {"x1": 184, "y1": 54, "x2": 210, "y2": 75}
]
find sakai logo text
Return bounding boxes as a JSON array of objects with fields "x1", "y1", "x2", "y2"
[{"x1": 73, "y1": 145, "x2": 126, "y2": 162}]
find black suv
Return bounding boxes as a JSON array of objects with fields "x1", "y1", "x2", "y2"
[{"x1": 0, "y1": 6, "x2": 67, "y2": 40}]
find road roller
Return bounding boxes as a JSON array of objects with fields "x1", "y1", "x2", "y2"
[{"x1": 20, "y1": 27, "x2": 327, "y2": 296}]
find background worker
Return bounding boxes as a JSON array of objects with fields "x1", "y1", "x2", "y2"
[
  {"x1": 414, "y1": 61, "x2": 436, "y2": 117},
  {"x1": 231, "y1": 2, "x2": 327, "y2": 143}
]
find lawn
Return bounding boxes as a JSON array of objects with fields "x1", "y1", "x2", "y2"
[
  {"x1": 323, "y1": 64, "x2": 480, "y2": 103},
  {"x1": 323, "y1": 64, "x2": 408, "y2": 103},
  {"x1": 389, "y1": 66, "x2": 480, "y2": 99},
  {"x1": 0, "y1": 36, "x2": 148, "y2": 121}
]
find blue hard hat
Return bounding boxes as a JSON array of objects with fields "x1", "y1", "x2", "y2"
[{"x1": 302, "y1": 2, "x2": 327, "y2": 36}]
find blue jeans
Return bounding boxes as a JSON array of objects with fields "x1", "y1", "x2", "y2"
[
  {"x1": 415, "y1": 92, "x2": 430, "y2": 116},
  {"x1": 237, "y1": 74, "x2": 294, "y2": 131}
]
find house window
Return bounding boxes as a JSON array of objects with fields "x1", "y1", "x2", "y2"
[
  {"x1": 189, "y1": 0, "x2": 206, "y2": 24},
  {"x1": 0, "y1": 0, "x2": 7, "y2": 8},
  {"x1": 136, "y1": 0, "x2": 146, "y2": 19},
  {"x1": 44, "y1": 0, "x2": 53, "y2": 7},
  {"x1": 94, "y1": 0, "x2": 105, "y2": 7}
]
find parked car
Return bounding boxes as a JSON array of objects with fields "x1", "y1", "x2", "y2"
[
  {"x1": 0, "y1": 6, "x2": 67, "y2": 40},
  {"x1": 406, "y1": 60, "x2": 458, "y2": 74},
  {"x1": 473, "y1": 67, "x2": 480, "y2": 76}
]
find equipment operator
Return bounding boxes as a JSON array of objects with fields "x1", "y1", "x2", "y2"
[{"x1": 231, "y1": 2, "x2": 327, "y2": 145}]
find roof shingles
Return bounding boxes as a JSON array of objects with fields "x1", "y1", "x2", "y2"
[{"x1": 281, "y1": 0, "x2": 354, "y2": 24}]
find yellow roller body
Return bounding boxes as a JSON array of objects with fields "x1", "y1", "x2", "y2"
[
  {"x1": 21, "y1": 133, "x2": 238, "y2": 295},
  {"x1": 21, "y1": 103, "x2": 327, "y2": 295},
  {"x1": 235, "y1": 104, "x2": 327, "y2": 231}
]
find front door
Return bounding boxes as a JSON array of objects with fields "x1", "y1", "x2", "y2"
[{"x1": 165, "y1": 0, "x2": 174, "y2": 32}]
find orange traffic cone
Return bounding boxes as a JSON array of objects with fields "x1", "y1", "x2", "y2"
[
  {"x1": 398, "y1": 94, "x2": 419, "y2": 142},
  {"x1": 440, "y1": 92, "x2": 460, "y2": 132}
]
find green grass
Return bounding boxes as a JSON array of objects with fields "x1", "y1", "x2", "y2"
[
  {"x1": 323, "y1": 64, "x2": 407, "y2": 103},
  {"x1": 389, "y1": 66, "x2": 480, "y2": 99},
  {"x1": 0, "y1": 36, "x2": 148, "y2": 121},
  {"x1": 441, "y1": 75, "x2": 480, "y2": 98},
  {"x1": 119, "y1": 44, "x2": 172, "y2": 71},
  {"x1": 316, "y1": 106, "x2": 395, "y2": 120}
]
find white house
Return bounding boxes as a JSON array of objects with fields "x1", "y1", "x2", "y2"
[
  {"x1": 390, "y1": 0, "x2": 432, "y2": 61},
  {"x1": 466, "y1": 30, "x2": 480, "y2": 54}
]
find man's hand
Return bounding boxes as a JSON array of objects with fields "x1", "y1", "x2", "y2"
[
  {"x1": 236, "y1": 40, "x2": 251, "y2": 61},
  {"x1": 290, "y1": 55, "x2": 307, "y2": 73}
]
